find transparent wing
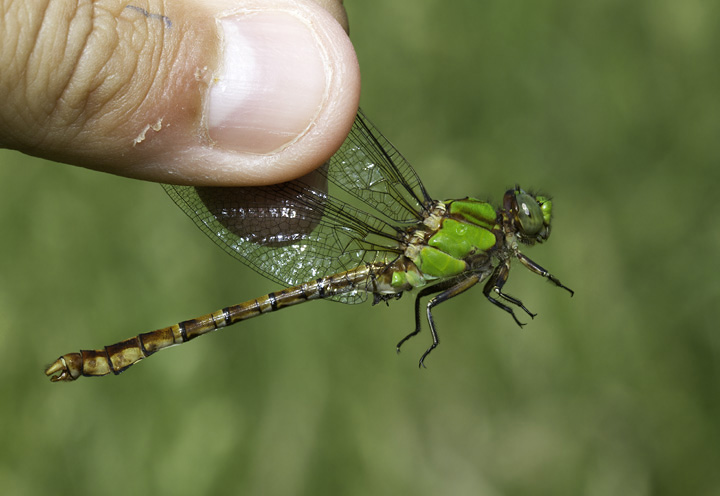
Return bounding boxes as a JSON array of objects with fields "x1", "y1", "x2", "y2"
[
  {"x1": 163, "y1": 110, "x2": 432, "y2": 304},
  {"x1": 321, "y1": 109, "x2": 432, "y2": 223}
]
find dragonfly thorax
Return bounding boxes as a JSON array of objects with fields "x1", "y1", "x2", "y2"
[
  {"x1": 393, "y1": 197, "x2": 502, "y2": 287},
  {"x1": 421, "y1": 200, "x2": 447, "y2": 231},
  {"x1": 402, "y1": 200, "x2": 448, "y2": 256}
]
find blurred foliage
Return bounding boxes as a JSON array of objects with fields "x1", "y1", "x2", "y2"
[{"x1": 1, "y1": 0, "x2": 719, "y2": 495}]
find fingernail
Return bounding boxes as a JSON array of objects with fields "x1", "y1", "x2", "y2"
[{"x1": 208, "y1": 11, "x2": 327, "y2": 154}]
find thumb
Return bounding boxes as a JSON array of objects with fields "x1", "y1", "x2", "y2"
[{"x1": 0, "y1": 0, "x2": 360, "y2": 186}]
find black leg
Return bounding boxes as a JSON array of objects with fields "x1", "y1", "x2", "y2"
[
  {"x1": 516, "y1": 253, "x2": 574, "y2": 296},
  {"x1": 483, "y1": 261, "x2": 533, "y2": 327},
  {"x1": 396, "y1": 279, "x2": 458, "y2": 353},
  {"x1": 495, "y1": 290, "x2": 537, "y2": 320},
  {"x1": 416, "y1": 275, "x2": 482, "y2": 368}
]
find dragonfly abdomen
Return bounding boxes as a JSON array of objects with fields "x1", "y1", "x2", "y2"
[{"x1": 45, "y1": 264, "x2": 380, "y2": 382}]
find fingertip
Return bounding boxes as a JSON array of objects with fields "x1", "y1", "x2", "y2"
[
  {"x1": 17, "y1": 0, "x2": 360, "y2": 186},
  {"x1": 144, "y1": 0, "x2": 360, "y2": 186}
]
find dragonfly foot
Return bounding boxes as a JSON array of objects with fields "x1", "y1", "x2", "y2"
[
  {"x1": 548, "y1": 274, "x2": 574, "y2": 297},
  {"x1": 506, "y1": 311, "x2": 527, "y2": 328},
  {"x1": 396, "y1": 331, "x2": 418, "y2": 353},
  {"x1": 521, "y1": 307, "x2": 537, "y2": 320},
  {"x1": 417, "y1": 345, "x2": 436, "y2": 368}
]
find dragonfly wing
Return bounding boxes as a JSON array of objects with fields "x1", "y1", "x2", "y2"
[
  {"x1": 163, "y1": 110, "x2": 431, "y2": 304},
  {"x1": 322, "y1": 109, "x2": 432, "y2": 224},
  {"x1": 163, "y1": 176, "x2": 405, "y2": 303}
]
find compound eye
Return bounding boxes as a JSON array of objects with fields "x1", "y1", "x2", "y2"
[{"x1": 515, "y1": 192, "x2": 544, "y2": 236}]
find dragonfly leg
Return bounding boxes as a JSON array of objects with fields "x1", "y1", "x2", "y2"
[
  {"x1": 516, "y1": 253, "x2": 574, "y2": 296},
  {"x1": 483, "y1": 261, "x2": 534, "y2": 327},
  {"x1": 396, "y1": 281, "x2": 456, "y2": 353},
  {"x1": 417, "y1": 275, "x2": 482, "y2": 368}
]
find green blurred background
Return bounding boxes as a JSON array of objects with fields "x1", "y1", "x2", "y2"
[{"x1": 1, "y1": 0, "x2": 719, "y2": 494}]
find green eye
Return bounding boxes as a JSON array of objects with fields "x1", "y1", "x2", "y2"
[
  {"x1": 515, "y1": 192, "x2": 544, "y2": 236},
  {"x1": 536, "y1": 196, "x2": 553, "y2": 225}
]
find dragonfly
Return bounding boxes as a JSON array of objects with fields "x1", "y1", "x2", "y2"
[{"x1": 45, "y1": 110, "x2": 573, "y2": 382}]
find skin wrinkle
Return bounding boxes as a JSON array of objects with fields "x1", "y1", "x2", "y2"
[
  {"x1": 51, "y1": 2, "x2": 98, "y2": 140},
  {"x1": 73, "y1": 1, "x2": 171, "y2": 149},
  {"x1": 128, "y1": 1, "x2": 193, "y2": 149},
  {"x1": 145, "y1": 5, "x2": 183, "y2": 136},
  {"x1": 26, "y1": 1, "x2": 58, "y2": 135},
  {"x1": 3, "y1": 6, "x2": 30, "y2": 137},
  {"x1": 53, "y1": 3, "x2": 144, "y2": 142},
  {"x1": 115, "y1": 5, "x2": 159, "y2": 140},
  {"x1": 133, "y1": 7, "x2": 197, "y2": 150},
  {"x1": 23, "y1": 3, "x2": 67, "y2": 144},
  {"x1": 79, "y1": 4, "x2": 126, "y2": 128}
]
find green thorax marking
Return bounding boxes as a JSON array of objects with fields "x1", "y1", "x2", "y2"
[
  {"x1": 448, "y1": 198, "x2": 498, "y2": 230},
  {"x1": 405, "y1": 198, "x2": 500, "y2": 281}
]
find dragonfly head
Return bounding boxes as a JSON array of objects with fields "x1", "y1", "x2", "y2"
[{"x1": 504, "y1": 186, "x2": 552, "y2": 245}]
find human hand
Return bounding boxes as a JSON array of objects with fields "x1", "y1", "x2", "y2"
[{"x1": 0, "y1": 0, "x2": 360, "y2": 186}]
